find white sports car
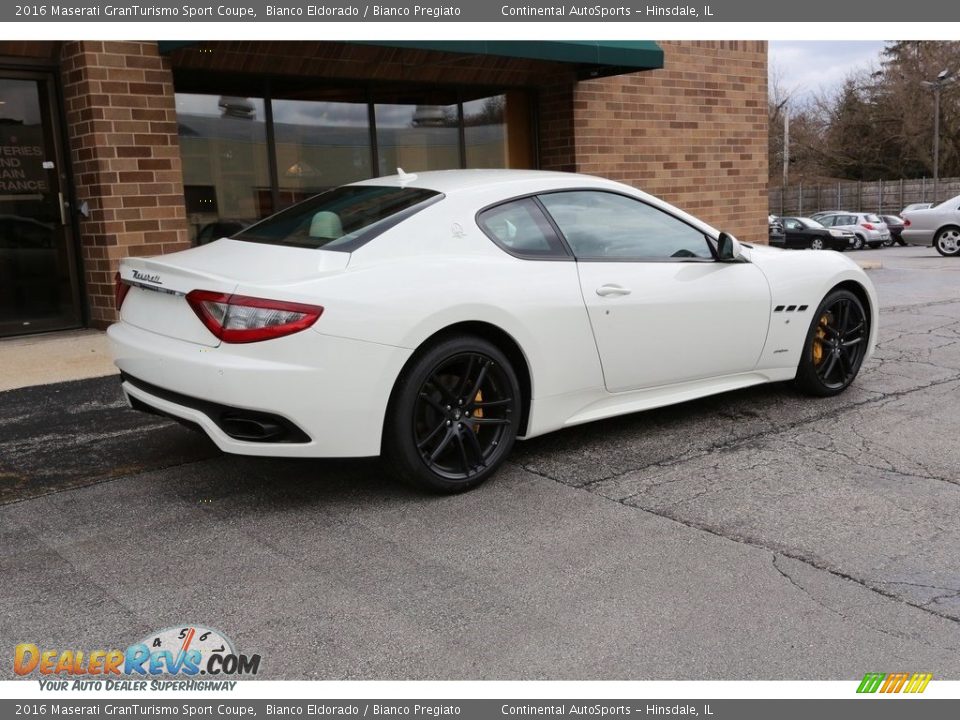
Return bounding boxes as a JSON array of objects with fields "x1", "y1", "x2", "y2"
[{"x1": 109, "y1": 170, "x2": 878, "y2": 493}]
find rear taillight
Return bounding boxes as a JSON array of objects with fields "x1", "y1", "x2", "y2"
[
  {"x1": 904, "y1": 218, "x2": 912, "y2": 227},
  {"x1": 115, "y1": 272, "x2": 131, "y2": 310},
  {"x1": 186, "y1": 290, "x2": 323, "y2": 343},
  {"x1": 861, "y1": 223, "x2": 875, "y2": 230}
]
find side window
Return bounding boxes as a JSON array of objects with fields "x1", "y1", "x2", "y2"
[
  {"x1": 538, "y1": 191, "x2": 713, "y2": 260},
  {"x1": 820, "y1": 216, "x2": 835, "y2": 227},
  {"x1": 477, "y1": 198, "x2": 569, "y2": 259}
]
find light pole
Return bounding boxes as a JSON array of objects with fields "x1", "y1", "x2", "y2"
[{"x1": 922, "y1": 69, "x2": 955, "y2": 203}]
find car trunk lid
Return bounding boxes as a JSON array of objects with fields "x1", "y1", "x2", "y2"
[{"x1": 118, "y1": 239, "x2": 349, "y2": 347}]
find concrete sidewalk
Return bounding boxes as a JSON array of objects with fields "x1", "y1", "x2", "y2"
[{"x1": 0, "y1": 329, "x2": 116, "y2": 393}]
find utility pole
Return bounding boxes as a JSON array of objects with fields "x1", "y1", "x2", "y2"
[
  {"x1": 922, "y1": 69, "x2": 955, "y2": 204},
  {"x1": 783, "y1": 109, "x2": 789, "y2": 189}
]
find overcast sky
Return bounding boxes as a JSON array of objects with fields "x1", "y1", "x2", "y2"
[{"x1": 769, "y1": 41, "x2": 887, "y2": 104}]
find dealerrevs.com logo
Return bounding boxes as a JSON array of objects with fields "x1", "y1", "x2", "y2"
[
  {"x1": 856, "y1": 672, "x2": 932, "y2": 694},
  {"x1": 14, "y1": 625, "x2": 261, "y2": 691}
]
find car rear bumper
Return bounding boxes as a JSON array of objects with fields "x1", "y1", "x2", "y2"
[
  {"x1": 827, "y1": 236, "x2": 854, "y2": 251},
  {"x1": 108, "y1": 321, "x2": 411, "y2": 457}
]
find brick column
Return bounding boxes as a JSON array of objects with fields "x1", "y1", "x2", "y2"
[
  {"x1": 60, "y1": 41, "x2": 190, "y2": 328},
  {"x1": 569, "y1": 41, "x2": 769, "y2": 243}
]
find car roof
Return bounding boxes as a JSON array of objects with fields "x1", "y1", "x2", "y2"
[{"x1": 353, "y1": 169, "x2": 622, "y2": 195}]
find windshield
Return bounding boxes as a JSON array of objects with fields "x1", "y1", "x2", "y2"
[{"x1": 233, "y1": 185, "x2": 442, "y2": 250}]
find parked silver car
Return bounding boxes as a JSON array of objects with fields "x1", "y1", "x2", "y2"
[
  {"x1": 816, "y1": 212, "x2": 890, "y2": 250},
  {"x1": 901, "y1": 195, "x2": 960, "y2": 256}
]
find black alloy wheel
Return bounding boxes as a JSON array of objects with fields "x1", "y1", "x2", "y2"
[
  {"x1": 795, "y1": 289, "x2": 868, "y2": 396},
  {"x1": 384, "y1": 335, "x2": 520, "y2": 493}
]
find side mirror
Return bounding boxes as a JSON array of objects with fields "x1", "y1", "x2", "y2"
[{"x1": 717, "y1": 232, "x2": 744, "y2": 262}]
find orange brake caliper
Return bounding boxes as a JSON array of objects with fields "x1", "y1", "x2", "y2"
[
  {"x1": 473, "y1": 390, "x2": 484, "y2": 432},
  {"x1": 813, "y1": 313, "x2": 830, "y2": 365}
]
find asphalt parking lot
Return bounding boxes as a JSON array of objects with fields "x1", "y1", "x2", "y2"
[{"x1": 2, "y1": 245, "x2": 959, "y2": 680}]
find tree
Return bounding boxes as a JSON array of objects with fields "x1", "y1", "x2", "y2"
[{"x1": 770, "y1": 41, "x2": 960, "y2": 184}]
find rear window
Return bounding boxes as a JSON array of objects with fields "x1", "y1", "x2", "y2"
[
  {"x1": 864, "y1": 214, "x2": 882, "y2": 223},
  {"x1": 233, "y1": 185, "x2": 441, "y2": 251}
]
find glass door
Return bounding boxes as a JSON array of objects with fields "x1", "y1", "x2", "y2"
[{"x1": 0, "y1": 72, "x2": 81, "y2": 336}]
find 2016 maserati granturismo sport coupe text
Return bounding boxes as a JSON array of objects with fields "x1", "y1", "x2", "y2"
[{"x1": 109, "y1": 170, "x2": 878, "y2": 493}]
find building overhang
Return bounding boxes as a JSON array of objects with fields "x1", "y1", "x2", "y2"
[{"x1": 157, "y1": 40, "x2": 664, "y2": 81}]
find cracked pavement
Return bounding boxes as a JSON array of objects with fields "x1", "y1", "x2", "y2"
[{"x1": 1, "y1": 246, "x2": 959, "y2": 679}]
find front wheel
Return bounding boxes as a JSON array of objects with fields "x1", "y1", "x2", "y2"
[
  {"x1": 794, "y1": 289, "x2": 868, "y2": 397},
  {"x1": 809, "y1": 237, "x2": 824, "y2": 250},
  {"x1": 383, "y1": 335, "x2": 521, "y2": 493},
  {"x1": 934, "y1": 227, "x2": 960, "y2": 257}
]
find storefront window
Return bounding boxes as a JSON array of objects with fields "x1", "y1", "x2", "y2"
[
  {"x1": 176, "y1": 93, "x2": 271, "y2": 244},
  {"x1": 272, "y1": 99, "x2": 372, "y2": 209},
  {"x1": 375, "y1": 103, "x2": 461, "y2": 176},
  {"x1": 463, "y1": 95, "x2": 508, "y2": 169},
  {"x1": 173, "y1": 78, "x2": 533, "y2": 243}
]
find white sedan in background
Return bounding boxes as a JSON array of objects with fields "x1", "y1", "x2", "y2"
[
  {"x1": 109, "y1": 170, "x2": 878, "y2": 493},
  {"x1": 902, "y1": 194, "x2": 960, "y2": 256}
]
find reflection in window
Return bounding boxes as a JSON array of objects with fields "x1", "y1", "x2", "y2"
[
  {"x1": 375, "y1": 103, "x2": 460, "y2": 175},
  {"x1": 477, "y1": 198, "x2": 566, "y2": 257},
  {"x1": 271, "y1": 99, "x2": 371, "y2": 209},
  {"x1": 173, "y1": 81, "x2": 534, "y2": 242},
  {"x1": 464, "y1": 95, "x2": 507, "y2": 169},
  {"x1": 540, "y1": 191, "x2": 712, "y2": 260},
  {"x1": 176, "y1": 94, "x2": 271, "y2": 244}
]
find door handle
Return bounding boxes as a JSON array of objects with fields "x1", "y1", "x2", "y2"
[{"x1": 596, "y1": 284, "x2": 631, "y2": 297}]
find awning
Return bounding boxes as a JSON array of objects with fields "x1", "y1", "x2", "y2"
[
  {"x1": 158, "y1": 40, "x2": 664, "y2": 80},
  {"x1": 355, "y1": 41, "x2": 663, "y2": 79}
]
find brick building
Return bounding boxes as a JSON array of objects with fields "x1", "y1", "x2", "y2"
[{"x1": 0, "y1": 40, "x2": 768, "y2": 336}]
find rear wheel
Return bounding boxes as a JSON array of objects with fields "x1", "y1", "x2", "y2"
[
  {"x1": 852, "y1": 235, "x2": 865, "y2": 250},
  {"x1": 795, "y1": 289, "x2": 868, "y2": 397},
  {"x1": 934, "y1": 227, "x2": 960, "y2": 257},
  {"x1": 383, "y1": 335, "x2": 520, "y2": 493}
]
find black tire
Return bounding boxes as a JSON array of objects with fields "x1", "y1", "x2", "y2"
[
  {"x1": 383, "y1": 335, "x2": 521, "y2": 493},
  {"x1": 933, "y1": 226, "x2": 960, "y2": 257},
  {"x1": 852, "y1": 235, "x2": 865, "y2": 250},
  {"x1": 868, "y1": 242, "x2": 882, "y2": 249},
  {"x1": 809, "y1": 237, "x2": 824, "y2": 250},
  {"x1": 795, "y1": 289, "x2": 869, "y2": 397}
]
